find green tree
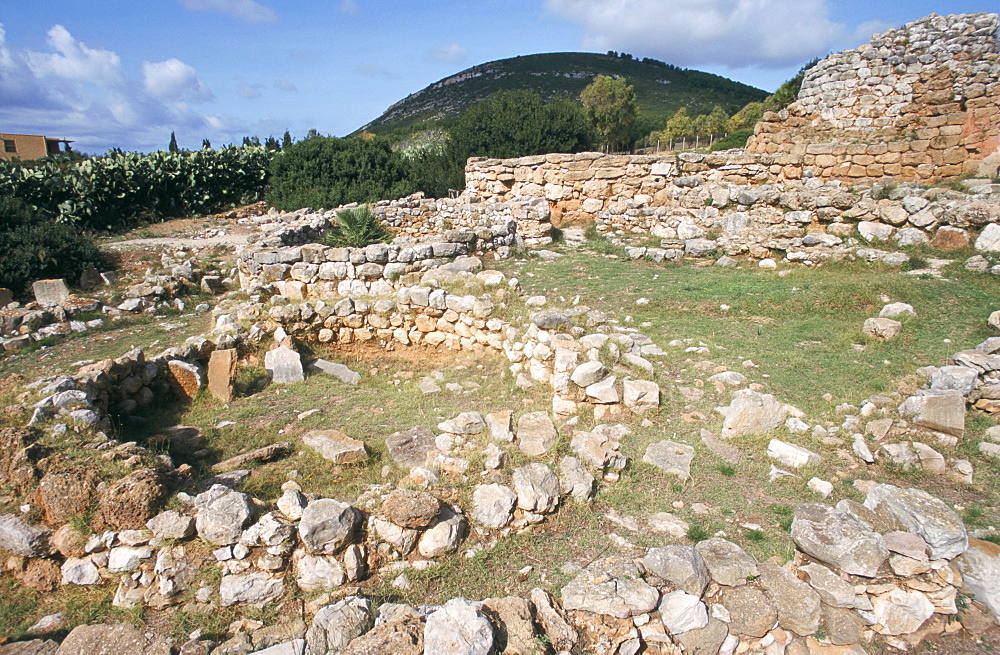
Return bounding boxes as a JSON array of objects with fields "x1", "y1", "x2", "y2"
[
  {"x1": 763, "y1": 59, "x2": 820, "y2": 112},
  {"x1": 201, "y1": 138, "x2": 212, "y2": 149},
  {"x1": 266, "y1": 135, "x2": 415, "y2": 210},
  {"x1": 728, "y1": 101, "x2": 765, "y2": 131},
  {"x1": 168, "y1": 131, "x2": 179, "y2": 153},
  {"x1": 448, "y1": 89, "x2": 590, "y2": 162},
  {"x1": 282, "y1": 130, "x2": 293, "y2": 149},
  {"x1": 580, "y1": 75, "x2": 638, "y2": 152},
  {"x1": 661, "y1": 107, "x2": 693, "y2": 144},
  {"x1": 704, "y1": 106, "x2": 730, "y2": 137}
]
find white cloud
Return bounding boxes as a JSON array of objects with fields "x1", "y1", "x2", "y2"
[
  {"x1": 273, "y1": 79, "x2": 297, "y2": 92},
  {"x1": 355, "y1": 62, "x2": 398, "y2": 79},
  {"x1": 544, "y1": 0, "x2": 847, "y2": 68},
  {"x1": 338, "y1": 0, "x2": 359, "y2": 15},
  {"x1": 238, "y1": 83, "x2": 262, "y2": 98},
  {"x1": 143, "y1": 58, "x2": 212, "y2": 101},
  {"x1": 0, "y1": 22, "x2": 246, "y2": 152},
  {"x1": 427, "y1": 43, "x2": 469, "y2": 65},
  {"x1": 26, "y1": 25, "x2": 125, "y2": 87},
  {"x1": 177, "y1": 0, "x2": 277, "y2": 23}
]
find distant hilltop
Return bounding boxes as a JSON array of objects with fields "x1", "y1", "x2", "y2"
[{"x1": 357, "y1": 52, "x2": 768, "y2": 136}]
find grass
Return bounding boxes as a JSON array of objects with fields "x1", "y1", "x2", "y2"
[{"x1": 1, "y1": 233, "x2": 999, "y2": 639}]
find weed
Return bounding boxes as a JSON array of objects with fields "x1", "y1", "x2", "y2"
[
  {"x1": 871, "y1": 179, "x2": 898, "y2": 200},
  {"x1": 770, "y1": 505, "x2": 794, "y2": 531},
  {"x1": 686, "y1": 523, "x2": 710, "y2": 543},
  {"x1": 717, "y1": 463, "x2": 736, "y2": 477},
  {"x1": 745, "y1": 529, "x2": 766, "y2": 542},
  {"x1": 979, "y1": 533, "x2": 1000, "y2": 546},
  {"x1": 962, "y1": 507, "x2": 988, "y2": 529}
]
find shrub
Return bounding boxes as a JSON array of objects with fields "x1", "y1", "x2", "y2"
[
  {"x1": 448, "y1": 90, "x2": 591, "y2": 162},
  {"x1": 319, "y1": 206, "x2": 391, "y2": 248},
  {"x1": 405, "y1": 148, "x2": 464, "y2": 199},
  {"x1": 709, "y1": 129, "x2": 754, "y2": 152},
  {"x1": 0, "y1": 145, "x2": 270, "y2": 231},
  {"x1": 0, "y1": 197, "x2": 113, "y2": 300},
  {"x1": 266, "y1": 135, "x2": 414, "y2": 211}
]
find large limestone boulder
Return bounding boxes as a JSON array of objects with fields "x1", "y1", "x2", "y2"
[
  {"x1": 54, "y1": 623, "x2": 172, "y2": 655},
  {"x1": 303, "y1": 430, "x2": 368, "y2": 465},
  {"x1": 694, "y1": 538, "x2": 759, "y2": 587},
  {"x1": 385, "y1": 426, "x2": 437, "y2": 470},
  {"x1": 642, "y1": 440, "x2": 694, "y2": 480},
  {"x1": 643, "y1": 545, "x2": 711, "y2": 596},
  {"x1": 220, "y1": 572, "x2": 285, "y2": 607},
  {"x1": 898, "y1": 390, "x2": 966, "y2": 437},
  {"x1": 423, "y1": 598, "x2": 494, "y2": 655},
  {"x1": 471, "y1": 484, "x2": 516, "y2": 529},
  {"x1": 791, "y1": 503, "x2": 888, "y2": 577},
  {"x1": 0, "y1": 514, "x2": 51, "y2": 557},
  {"x1": 511, "y1": 463, "x2": 560, "y2": 514},
  {"x1": 723, "y1": 586, "x2": 776, "y2": 638},
  {"x1": 864, "y1": 484, "x2": 968, "y2": 560},
  {"x1": 417, "y1": 506, "x2": 467, "y2": 558},
  {"x1": 306, "y1": 596, "x2": 373, "y2": 655},
  {"x1": 718, "y1": 390, "x2": 787, "y2": 439},
  {"x1": 953, "y1": 538, "x2": 1000, "y2": 623},
  {"x1": 516, "y1": 411, "x2": 557, "y2": 456},
  {"x1": 561, "y1": 557, "x2": 660, "y2": 618},
  {"x1": 299, "y1": 499, "x2": 362, "y2": 555},
  {"x1": 193, "y1": 484, "x2": 254, "y2": 546},
  {"x1": 759, "y1": 562, "x2": 821, "y2": 636}
]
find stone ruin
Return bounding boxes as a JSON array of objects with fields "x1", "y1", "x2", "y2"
[
  {"x1": 1, "y1": 11, "x2": 1000, "y2": 655},
  {"x1": 747, "y1": 13, "x2": 1000, "y2": 182}
]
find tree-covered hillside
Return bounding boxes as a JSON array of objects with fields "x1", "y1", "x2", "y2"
[{"x1": 358, "y1": 52, "x2": 768, "y2": 137}]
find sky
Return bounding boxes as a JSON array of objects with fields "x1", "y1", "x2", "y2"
[{"x1": 0, "y1": 0, "x2": 996, "y2": 154}]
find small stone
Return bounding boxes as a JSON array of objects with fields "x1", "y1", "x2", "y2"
[
  {"x1": 659, "y1": 590, "x2": 708, "y2": 635},
  {"x1": 767, "y1": 439, "x2": 821, "y2": 468},
  {"x1": 146, "y1": 510, "x2": 195, "y2": 540},
  {"x1": 863, "y1": 318, "x2": 901, "y2": 341},
  {"x1": 308, "y1": 359, "x2": 361, "y2": 385},
  {"x1": 382, "y1": 489, "x2": 441, "y2": 529}
]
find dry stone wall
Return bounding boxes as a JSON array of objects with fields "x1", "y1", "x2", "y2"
[
  {"x1": 465, "y1": 151, "x2": 780, "y2": 226},
  {"x1": 237, "y1": 220, "x2": 519, "y2": 300},
  {"x1": 747, "y1": 13, "x2": 1000, "y2": 182}
]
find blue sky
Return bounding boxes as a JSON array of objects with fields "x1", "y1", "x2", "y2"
[{"x1": 0, "y1": 0, "x2": 996, "y2": 153}]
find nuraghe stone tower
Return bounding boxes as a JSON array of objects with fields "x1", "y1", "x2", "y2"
[{"x1": 746, "y1": 13, "x2": 1000, "y2": 182}]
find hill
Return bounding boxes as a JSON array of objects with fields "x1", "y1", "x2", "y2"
[{"x1": 358, "y1": 52, "x2": 768, "y2": 136}]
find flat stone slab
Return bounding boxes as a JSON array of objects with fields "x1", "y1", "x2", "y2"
[
  {"x1": 32, "y1": 279, "x2": 70, "y2": 306},
  {"x1": 302, "y1": 430, "x2": 368, "y2": 465},
  {"x1": 265, "y1": 346, "x2": 304, "y2": 385},
  {"x1": 308, "y1": 359, "x2": 361, "y2": 385},
  {"x1": 643, "y1": 440, "x2": 694, "y2": 480},
  {"x1": 385, "y1": 426, "x2": 437, "y2": 470}
]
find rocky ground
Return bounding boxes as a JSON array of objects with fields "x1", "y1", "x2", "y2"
[{"x1": 0, "y1": 204, "x2": 998, "y2": 655}]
